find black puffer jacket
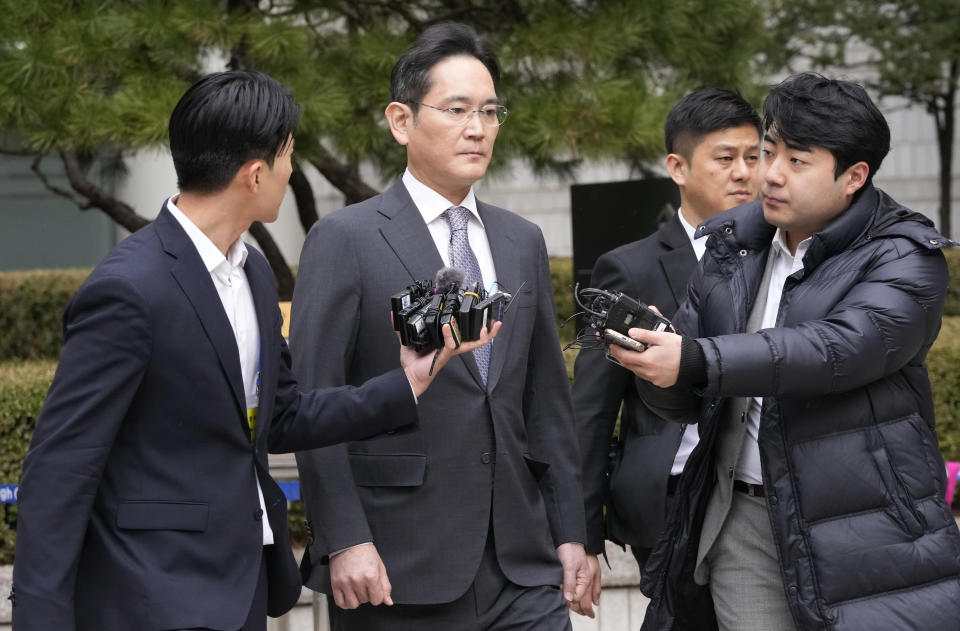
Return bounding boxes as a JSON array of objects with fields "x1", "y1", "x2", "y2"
[{"x1": 640, "y1": 185, "x2": 960, "y2": 630}]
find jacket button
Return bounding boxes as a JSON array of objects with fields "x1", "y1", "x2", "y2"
[
  {"x1": 769, "y1": 495, "x2": 778, "y2": 505},
  {"x1": 789, "y1": 585, "x2": 798, "y2": 594},
  {"x1": 481, "y1": 453, "x2": 491, "y2": 464},
  {"x1": 254, "y1": 508, "x2": 264, "y2": 521}
]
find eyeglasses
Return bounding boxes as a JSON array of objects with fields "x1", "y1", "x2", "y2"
[{"x1": 410, "y1": 102, "x2": 510, "y2": 127}]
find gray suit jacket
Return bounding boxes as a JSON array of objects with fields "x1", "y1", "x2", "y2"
[{"x1": 290, "y1": 179, "x2": 585, "y2": 604}]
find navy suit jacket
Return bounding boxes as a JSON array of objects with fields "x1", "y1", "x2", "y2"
[
  {"x1": 573, "y1": 213, "x2": 698, "y2": 557},
  {"x1": 291, "y1": 180, "x2": 585, "y2": 604},
  {"x1": 12, "y1": 205, "x2": 419, "y2": 631}
]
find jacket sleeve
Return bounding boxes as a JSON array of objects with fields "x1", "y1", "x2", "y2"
[
  {"x1": 699, "y1": 244, "x2": 948, "y2": 398},
  {"x1": 267, "y1": 300, "x2": 417, "y2": 453},
  {"x1": 524, "y1": 231, "x2": 587, "y2": 547},
  {"x1": 289, "y1": 216, "x2": 375, "y2": 560},
  {"x1": 571, "y1": 251, "x2": 635, "y2": 554},
  {"x1": 12, "y1": 276, "x2": 152, "y2": 631}
]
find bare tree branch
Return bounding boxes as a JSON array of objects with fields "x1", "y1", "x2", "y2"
[
  {"x1": 59, "y1": 150, "x2": 150, "y2": 233},
  {"x1": 30, "y1": 155, "x2": 90, "y2": 209}
]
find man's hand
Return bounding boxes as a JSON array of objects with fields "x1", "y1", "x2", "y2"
[
  {"x1": 567, "y1": 553, "x2": 602, "y2": 618},
  {"x1": 607, "y1": 328, "x2": 683, "y2": 388},
  {"x1": 557, "y1": 542, "x2": 592, "y2": 614},
  {"x1": 329, "y1": 543, "x2": 393, "y2": 609},
  {"x1": 401, "y1": 320, "x2": 501, "y2": 398}
]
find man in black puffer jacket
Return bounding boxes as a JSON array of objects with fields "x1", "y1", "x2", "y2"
[{"x1": 610, "y1": 73, "x2": 960, "y2": 631}]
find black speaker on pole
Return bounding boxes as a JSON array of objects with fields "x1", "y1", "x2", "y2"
[{"x1": 570, "y1": 178, "x2": 680, "y2": 328}]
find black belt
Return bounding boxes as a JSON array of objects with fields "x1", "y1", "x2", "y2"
[{"x1": 733, "y1": 479, "x2": 765, "y2": 498}]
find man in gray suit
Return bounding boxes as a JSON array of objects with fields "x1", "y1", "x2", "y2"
[
  {"x1": 573, "y1": 88, "x2": 760, "y2": 619},
  {"x1": 290, "y1": 22, "x2": 590, "y2": 631}
]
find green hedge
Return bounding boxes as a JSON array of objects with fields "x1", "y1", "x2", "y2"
[
  {"x1": 944, "y1": 249, "x2": 960, "y2": 317},
  {"x1": 0, "y1": 360, "x2": 57, "y2": 564},
  {"x1": 0, "y1": 270, "x2": 89, "y2": 361},
  {"x1": 1, "y1": 259, "x2": 959, "y2": 565}
]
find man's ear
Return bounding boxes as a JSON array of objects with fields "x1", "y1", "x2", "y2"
[
  {"x1": 385, "y1": 101, "x2": 414, "y2": 146},
  {"x1": 665, "y1": 153, "x2": 687, "y2": 187},
  {"x1": 843, "y1": 161, "x2": 870, "y2": 196},
  {"x1": 239, "y1": 159, "x2": 263, "y2": 193}
]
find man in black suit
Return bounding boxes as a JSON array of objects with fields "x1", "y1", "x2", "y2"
[
  {"x1": 10, "y1": 70, "x2": 494, "y2": 631},
  {"x1": 291, "y1": 22, "x2": 590, "y2": 631},
  {"x1": 572, "y1": 89, "x2": 761, "y2": 615}
]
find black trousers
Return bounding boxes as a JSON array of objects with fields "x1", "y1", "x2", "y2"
[{"x1": 328, "y1": 527, "x2": 571, "y2": 631}]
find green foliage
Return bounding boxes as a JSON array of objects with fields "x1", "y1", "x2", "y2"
[
  {"x1": 2, "y1": 264, "x2": 960, "y2": 564},
  {"x1": 0, "y1": 269, "x2": 88, "y2": 361},
  {"x1": 932, "y1": 317, "x2": 960, "y2": 463},
  {"x1": 0, "y1": 0, "x2": 771, "y2": 188},
  {"x1": 944, "y1": 249, "x2": 960, "y2": 317},
  {"x1": 0, "y1": 360, "x2": 57, "y2": 564}
]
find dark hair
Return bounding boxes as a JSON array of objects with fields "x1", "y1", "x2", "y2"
[
  {"x1": 762, "y1": 73, "x2": 889, "y2": 183},
  {"x1": 665, "y1": 88, "x2": 762, "y2": 160},
  {"x1": 390, "y1": 22, "x2": 500, "y2": 113},
  {"x1": 168, "y1": 70, "x2": 301, "y2": 193}
]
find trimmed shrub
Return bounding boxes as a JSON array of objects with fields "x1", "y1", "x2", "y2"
[
  {"x1": 0, "y1": 360, "x2": 57, "y2": 564},
  {"x1": 931, "y1": 317, "x2": 960, "y2": 462},
  {"x1": 0, "y1": 269, "x2": 89, "y2": 361},
  {"x1": 944, "y1": 249, "x2": 960, "y2": 317}
]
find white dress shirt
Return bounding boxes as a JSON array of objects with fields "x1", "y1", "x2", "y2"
[
  {"x1": 402, "y1": 170, "x2": 498, "y2": 290},
  {"x1": 669, "y1": 208, "x2": 710, "y2": 475},
  {"x1": 736, "y1": 229, "x2": 812, "y2": 485},
  {"x1": 167, "y1": 197, "x2": 275, "y2": 545}
]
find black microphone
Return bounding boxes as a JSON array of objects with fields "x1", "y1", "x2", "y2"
[{"x1": 434, "y1": 266, "x2": 465, "y2": 293}]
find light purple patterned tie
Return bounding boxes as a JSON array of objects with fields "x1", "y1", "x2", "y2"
[{"x1": 443, "y1": 205, "x2": 490, "y2": 383}]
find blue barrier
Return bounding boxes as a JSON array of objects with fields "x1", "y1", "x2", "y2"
[
  {"x1": 1, "y1": 485, "x2": 17, "y2": 504},
  {"x1": 0, "y1": 482, "x2": 301, "y2": 504}
]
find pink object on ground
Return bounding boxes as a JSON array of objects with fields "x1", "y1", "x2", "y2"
[{"x1": 946, "y1": 461, "x2": 960, "y2": 507}]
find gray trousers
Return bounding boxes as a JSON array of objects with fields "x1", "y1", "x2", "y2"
[{"x1": 703, "y1": 490, "x2": 796, "y2": 631}]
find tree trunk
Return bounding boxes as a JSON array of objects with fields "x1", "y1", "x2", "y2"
[
  {"x1": 289, "y1": 167, "x2": 319, "y2": 231},
  {"x1": 248, "y1": 221, "x2": 295, "y2": 300},
  {"x1": 935, "y1": 62, "x2": 957, "y2": 240},
  {"x1": 309, "y1": 144, "x2": 379, "y2": 206}
]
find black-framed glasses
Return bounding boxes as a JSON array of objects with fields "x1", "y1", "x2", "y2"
[{"x1": 410, "y1": 102, "x2": 510, "y2": 127}]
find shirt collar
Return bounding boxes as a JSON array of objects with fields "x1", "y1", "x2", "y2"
[
  {"x1": 402, "y1": 169, "x2": 481, "y2": 226},
  {"x1": 771, "y1": 228, "x2": 811, "y2": 263},
  {"x1": 166, "y1": 196, "x2": 248, "y2": 272},
  {"x1": 677, "y1": 207, "x2": 709, "y2": 260}
]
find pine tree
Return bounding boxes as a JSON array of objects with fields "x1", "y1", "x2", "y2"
[{"x1": 0, "y1": 0, "x2": 770, "y2": 295}]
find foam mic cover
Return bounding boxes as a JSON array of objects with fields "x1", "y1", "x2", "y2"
[{"x1": 434, "y1": 266, "x2": 465, "y2": 292}]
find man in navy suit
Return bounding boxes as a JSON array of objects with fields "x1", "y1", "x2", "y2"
[{"x1": 11, "y1": 70, "x2": 496, "y2": 631}]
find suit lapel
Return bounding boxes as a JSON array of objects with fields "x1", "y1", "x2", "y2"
[
  {"x1": 377, "y1": 180, "x2": 446, "y2": 283},
  {"x1": 156, "y1": 207, "x2": 246, "y2": 421},
  {"x1": 377, "y1": 181, "x2": 487, "y2": 388},
  {"x1": 658, "y1": 214, "x2": 698, "y2": 310},
  {"x1": 479, "y1": 201, "x2": 521, "y2": 391}
]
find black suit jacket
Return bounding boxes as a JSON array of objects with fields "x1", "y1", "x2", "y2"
[
  {"x1": 12, "y1": 205, "x2": 419, "y2": 631},
  {"x1": 291, "y1": 179, "x2": 585, "y2": 604},
  {"x1": 573, "y1": 213, "x2": 697, "y2": 556}
]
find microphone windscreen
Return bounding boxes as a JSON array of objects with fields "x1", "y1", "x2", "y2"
[{"x1": 434, "y1": 266, "x2": 465, "y2": 289}]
